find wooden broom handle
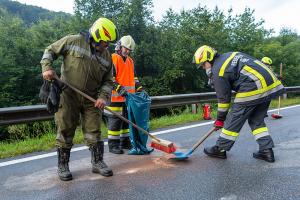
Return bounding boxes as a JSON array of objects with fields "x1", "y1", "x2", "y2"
[
  {"x1": 278, "y1": 63, "x2": 283, "y2": 114},
  {"x1": 191, "y1": 127, "x2": 216, "y2": 152},
  {"x1": 104, "y1": 106, "x2": 160, "y2": 142},
  {"x1": 54, "y1": 77, "x2": 161, "y2": 142}
]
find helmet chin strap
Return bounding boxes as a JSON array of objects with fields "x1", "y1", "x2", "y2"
[
  {"x1": 114, "y1": 41, "x2": 121, "y2": 51},
  {"x1": 205, "y1": 67, "x2": 214, "y2": 88},
  {"x1": 121, "y1": 50, "x2": 128, "y2": 58}
]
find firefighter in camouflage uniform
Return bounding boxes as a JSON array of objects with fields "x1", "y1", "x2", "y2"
[
  {"x1": 193, "y1": 45, "x2": 284, "y2": 163},
  {"x1": 41, "y1": 18, "x2": 118, "y2": 181}
]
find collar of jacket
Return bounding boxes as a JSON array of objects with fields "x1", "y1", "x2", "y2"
[
  {"x1": 80, "y1": 30, "x2": 97, "y2": 54},
  {"x1": 80, "y1": 30, "x2": 91, "y2": 43},
  {"x1": 115, "y1": 50, "x2": 127, "y2": 62},
  {"x1": 211, "y1": 52, "x2": 221, "y2": 66}
]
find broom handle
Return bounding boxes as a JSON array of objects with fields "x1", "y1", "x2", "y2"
[
  {"x1": 54, "y1": 77, "x2": 161, "y2": 142},
  {"x1": 104, "y1": 106, "x2": 160, "y2": 142},
  {"x1": 278, "y1": 63, "x2": 283, "y2": 114},
  {"x1": 190, "y1": 127, "x2": 216, "y2": 153},
  {"x1": 278, "y1": 96, "x2": 281, "y2": 114}
]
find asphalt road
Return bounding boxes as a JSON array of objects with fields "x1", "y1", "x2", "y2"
[{"x1": 1, "y1": 105, "x2": 300, "y2": 200}]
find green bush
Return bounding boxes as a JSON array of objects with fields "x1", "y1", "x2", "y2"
[{"x1": 7, "y1": 120, "x2": 56, "y2": 141}]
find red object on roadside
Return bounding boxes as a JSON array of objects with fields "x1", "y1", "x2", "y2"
[
  {"x1": 271, "y1": 113, "x2": 282, "y2": 119},
  {"x1": 202, "y1": 103, "x2": 211, "y2": 120}
]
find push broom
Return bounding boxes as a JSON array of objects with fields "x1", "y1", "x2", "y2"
[
  {"x1": 170, "y1": 127, "x2": 216, "y2": 160},
  {"x1": 271, "y1": 96, "x2": 282, "y2": 119},
  {"x1": 271, "y1": 63, "x2": 283, "y2": 119},
  {"x1": 54, "y1": 77, "x2": 176, "y2": 154}
]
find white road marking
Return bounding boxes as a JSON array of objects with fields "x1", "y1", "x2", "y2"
[{"x1": 0, "y1": 104, "x2": 300, "y2": 168}]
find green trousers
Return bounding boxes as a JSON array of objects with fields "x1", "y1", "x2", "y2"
[{"x1": 55, "y1": 90, "x2": 101, "y2": 148}]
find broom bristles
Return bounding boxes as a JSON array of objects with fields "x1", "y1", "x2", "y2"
[
  {"x1": 153, "y1": 138, "x2": 173, "y2": 147},
  {"x1": 150, "y1": 139, "x2": 176, "y2": 154},
  {"x1": 271, "y1": 114, "x2": 282, "y2": 119}
]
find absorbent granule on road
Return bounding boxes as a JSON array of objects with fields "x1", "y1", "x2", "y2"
[
  {"x1": 152, "y1": 157, "x2": 176, "y2": 168},
  {"x1": 119, "y1": 157, "x2": 176, "y2": 175}
]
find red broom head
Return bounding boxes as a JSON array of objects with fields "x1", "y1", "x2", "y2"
[
  {"x1": 271, "y1": 114, "x2": 282, "y2": 119},
  {"x1": 150, "y1": 141, "x2": 177, "y2": 154}
]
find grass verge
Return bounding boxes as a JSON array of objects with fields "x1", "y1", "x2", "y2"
[{"x1": 1, "y1": 97, "x2": 300, "y2": 159}]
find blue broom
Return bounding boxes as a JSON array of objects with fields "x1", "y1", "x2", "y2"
[{"x1": 170, "y1": 127, "x2": 216, "y2": 161}]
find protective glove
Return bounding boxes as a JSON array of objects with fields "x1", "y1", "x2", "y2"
[
  {"x1": 214, "y1": 120, "x2": 224, "y2": 130},
  {"x1": 136, "y1": 86, "x2": 143, "y2": 92},
  {"x1": 39, "y1": 80, "x2": 51, "y2": 104},
  {"x1": 46, "y1": 80, "x2": 63, "y2": 114},
  {"x1": 116, "y1": 85, "x2": 127, "y2": 97}
]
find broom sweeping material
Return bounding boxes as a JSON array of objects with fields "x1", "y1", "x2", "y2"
[
  {"x1": 271, "y1": 114, "x2": 282, "y2": 119},
  {"x1": 170, "y1": 127, "x2": 216, "y2": 161},
  {"x1": 54, "y1": 77, "x2": 177, "y2": 154},
  {"x1": 105, "y1": 106, "x2": 177, "y2": 154},
  {"x1": 272, "y1": 63, "x2": 283, "y2": 119},
  {"x1": 271, "y1": 96, "x2": 282, "y2": 119},
  {"x1": 150, "y1": 139, "x2": 177, "y2": 153}
]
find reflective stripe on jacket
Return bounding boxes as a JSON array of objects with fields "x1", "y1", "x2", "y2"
[
  {"x1": 212, "y1": 52, "x2": 284, "y2": 121},
  {"x1": 111, "y1": 53, "x2": 136, "y2": 102}
]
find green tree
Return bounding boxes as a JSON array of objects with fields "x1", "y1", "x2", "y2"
[
  {"x1": 226, "y1": 7, "x2": 271, "y2": 54},
  {"x1": 278, "y1": 28, "x2": 298, "y2": 46}
]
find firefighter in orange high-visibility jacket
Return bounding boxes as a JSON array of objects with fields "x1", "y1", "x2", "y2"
[
  {"x1": 193, "y1": 45, "x2": 284, "y2": 163},
  {"x1": 106, "y1": 35, "x2": 143, "y2": 154}
]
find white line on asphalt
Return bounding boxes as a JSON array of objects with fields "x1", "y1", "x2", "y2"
[{"x1": 1, "y1": 104, "x2": 300, "y2": 168}]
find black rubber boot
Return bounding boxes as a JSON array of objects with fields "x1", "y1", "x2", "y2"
[
  {"x1": 108, "y1": 139, "x2": 124, "y2": 154},
  {"x1": 253, "y1": 148, "x2": 275, "y2": 163},
  {"x1": 204, "y1": 145, "x2": 227, "y2": 159},
  {"x1": 57, "y1": 148, "x2": 73, "y2": 181},
  {"x1": 90, "y1": 141, "x2": 113, "y2": 177},
  {"x1": 120, "y1": 137, "x2": 131, "y2": 149}
]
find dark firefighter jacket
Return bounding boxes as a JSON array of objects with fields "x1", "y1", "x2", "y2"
[{"x1": 212, "y1": 52, "x2": 284, "y2": 121}]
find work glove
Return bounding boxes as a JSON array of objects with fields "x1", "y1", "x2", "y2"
[
  {"x1": 116, "y1": 85, "x2": 127, "y2": 97},
  {"x1": 214, "y1": 120, "x2": 224, "y2": 130},
  {"x1": 46, "y1": 80, "x2": 63, "y2": 114},
  {"x1": 136, "y1": 86, "x2": 144, "y2": 92},
  {"x1": 39, "y1": 80, "x2": 51, "y2": 104}
]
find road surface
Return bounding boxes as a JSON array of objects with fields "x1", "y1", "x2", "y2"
[{"x1": 1, "y1": 105, "x2": 300, "y2": 200}]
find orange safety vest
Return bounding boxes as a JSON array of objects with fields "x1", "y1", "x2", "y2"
[{"x1": 111, "y1": 53, "x2": 136, "y2": 102}]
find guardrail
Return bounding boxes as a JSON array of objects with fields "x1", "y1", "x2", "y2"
[{"x1": 1, "y1": 86, "x2": 300, "y2": 126}]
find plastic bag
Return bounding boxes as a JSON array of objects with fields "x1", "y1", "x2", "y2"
[{"x1": 125, "y1": 91, "x2": 153, "y2": 155}]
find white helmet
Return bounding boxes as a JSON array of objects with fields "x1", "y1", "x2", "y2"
[{"x1": 118, "y1": 35, "x2": 135, "y2": 51}]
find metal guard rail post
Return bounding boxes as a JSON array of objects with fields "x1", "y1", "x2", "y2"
[{"x1": 1, "y1": 86, "x2": 300, "y2": 126}]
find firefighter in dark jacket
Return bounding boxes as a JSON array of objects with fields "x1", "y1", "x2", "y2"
[
  {"x1": 41, "y1": 17, "x2": 118, "y2": 181},
  {"x1": 106, "y1": 35, "x2": 143, "y2": 154},
  {"x1": 193, "y1": 45, "x2": 284, "y2": 163},
  {"x1": 261, "y1": 56, "x2": 282, "y2": 80}
]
